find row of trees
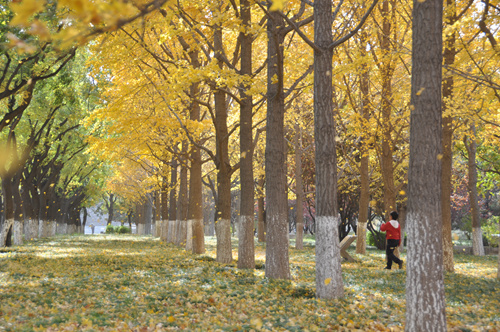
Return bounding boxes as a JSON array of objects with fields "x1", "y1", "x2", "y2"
[
  {"x1": 1, "y1": 0, "x2": 500, "y2": 330},
  {"x1": 0, "y1": 1, "x2": 108, "y2": 245}
]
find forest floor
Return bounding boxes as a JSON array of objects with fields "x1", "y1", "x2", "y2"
[{"x1": 0, "y1": 234, "x2": 498, "y2": 331}]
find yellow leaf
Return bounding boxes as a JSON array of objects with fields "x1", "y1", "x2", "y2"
[
  {"x1": 250, "y1": 317, "x2": 263, "y2": 329},
  {"x1": 82, "y1": 318, "x2": 93, "y2": 327},
  {"x1": 324, "y1": 278, "x2": 331, "y2": 285},
  {"x1": 269, "y1": 0, "x2": 285, "y2": 11},
  {"x1": 271, "y1": 74, "x2": 278, "y2": 84},
  {"x1": 10, "y1": 0, "x2": 45, "y2": 26},
  {"x1": 167, "y1": 316, "x2": 175, "y2": 323}
]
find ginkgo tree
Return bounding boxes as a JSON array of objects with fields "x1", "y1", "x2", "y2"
[{"x1": 5, "y1": 0, "x2": 500, "y2": 311}]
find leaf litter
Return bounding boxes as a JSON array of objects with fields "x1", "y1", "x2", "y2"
[{"x1": 0, "y1": 234, "x2": 498, "y2": 331}]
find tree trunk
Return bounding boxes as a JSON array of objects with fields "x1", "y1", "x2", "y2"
[
  {"x1": 237, "y1": 0, "x2": 255, "y2": 269},
  {"x1": 12, "y1": 173, "x2": 24, "y2": 245},
  {"x1": 137, "y1": 203, "x2": 145, "y2": 235},
  {"x1": 168, "y1": 157, "x2": 178, "y2": 244},
  {"x1": 406, "y1": 0, "x2": 447, "y2": 328},
  {"x1": 380, "y1": 0, "x2": 397, "y2": 218},
  {"x1": 257, "y1": 175, "x2": 266, "y2": 242},
  {"x1": 21, "y1": 174, "x2": 37, "y2": 241},
  {"x1": 177, "y1": 149, "x2": 188, "y2": 246},
  {"x1": 213, "y1": 18, "x2": 233, "y2": 264},
  {"x1": 0, "y1": 193, "x2": 3, "y2": 225},
  {"x1": 465, "y1": 123, "x2": 485, "y2": 256},
  {"x1": 265, "y1": 7, "x2": 289, "y2": 279},
  {"x1": 294, "y1": 123, "x2": 304, "y2": 250},
  {"x1": 154, "y1": 190, "x2": 161, "y2": 237},
  {"x1": 82, "y1": 207, "x2": 88, "y2": 232},
  {"x1": 188, "y1": 49, "x2": 205, "y2": 255},
  {"x1": 161, "y1": 177, "x2": 169, "y2": 241},
  {"x1": 188, "y1": 148, "x2": 204, "y2": 253},
  {"x1": 441, "y1": 0, "x2": 457, "y2": 272},
  {"x1": 314, "y1": 0, "x2": 343, "y2": 299},
  {"x1": 1, "y1": 175, "x2": 15, "y2": 247},
  {"x1": 0, "y1": 219, "x2": 13, "y2": 247},
  {"x1": 497, "y1": 218, "x2": 500, "y2": 279},
  {"x1": 356, "y1": 34, "x2": 370, "y2": 255},
  {"x1": 145, "y1": 194, "x2": 152, "y2": 235}
]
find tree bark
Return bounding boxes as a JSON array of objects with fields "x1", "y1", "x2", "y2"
[
  {"x1": 356, "y1": 33, "x2": 371, "y2": 255},
  {"x1": 257, "y1": 175, "x2": 266, "y2": 242},
  {"x1": 265, "y1": 7, "x2": 290, "y2": 279},
  {"x1": 441, "y1": 0, "x2": 457, "y2": 272},
  {"x1": 188, "y1": 49, "x2": 205, "y2": 255},
  {"x1": 0, "y1": 174, "x2": 15, "y2": 247},
  {"x1": 12, "y1": 172, "x2": 24, "y2": 245},
  {"x1": 498, "y1": 218, "x2": 500, "y2": 279},
  {"x1": 465, "y1": 123, "x2": 485, "y2": 256},
  {"x1": 406, "y1": 0, "x2": 447, "y2": 329},
  {"x1": 177, "y1": 146, "x2": 188, "y2": 246},
  {"x1": 294, "y1": 123, "x2": 304, "y2": 250},
  {"x1": 213, "y1": 18, "x2": 233, "y2": 264},
  {"x1": 145, "y1": 194, "x2": 152, "y2": 235},
  {"x1": 160, "y1": 177, "x2": 169, "y2": 241},
  {"x1": 237, "y1": 0, "x2": 255, "y2": 269},
  {"x1": 106, "y1": 193, "x2": 115, "y2": 226},
  {"x1": 137, "y1": 203, "x2": 145, "y2": 235},
  {"x1": 168, "y1": 157, "x2": 177, "y2": 244},
  {"x1": 379, "y1": 0, "x2": 397, "y2": 218},
  {"x1": 154, "y1": 190, "x2": 161, "y2": 237},
  {"x1": 314, "y1": 0, "x2": 343, "y2": 299}
]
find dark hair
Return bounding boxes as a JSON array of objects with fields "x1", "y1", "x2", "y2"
[{"x1": 390, "y1": 211, "x2": 399, "y2": 220}]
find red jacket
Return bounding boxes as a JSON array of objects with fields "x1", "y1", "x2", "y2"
[{"x1": 380, "y1": 220, "x2": 401, "y2": 240}]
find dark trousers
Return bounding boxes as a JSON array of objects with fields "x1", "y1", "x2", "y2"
[{"x1": 386, "y1": 239, "x2": 402, "y2": 269}]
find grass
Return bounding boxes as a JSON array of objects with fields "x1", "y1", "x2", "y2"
[{"x1": 0, "y1": 234, "x2": 498, "y2": 331}]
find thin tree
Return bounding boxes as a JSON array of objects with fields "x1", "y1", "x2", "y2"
[{"x1": 464, "y1": 123, "x2": 485, "y2": 256}]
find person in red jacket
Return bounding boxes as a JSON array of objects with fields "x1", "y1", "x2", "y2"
[{"x1": 380, "y1": 211, "x2": 403, "y2": 270}]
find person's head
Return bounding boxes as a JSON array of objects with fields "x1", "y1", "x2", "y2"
[{"x1": 390, "y1": 211, "x2": 399, "y2": 220}]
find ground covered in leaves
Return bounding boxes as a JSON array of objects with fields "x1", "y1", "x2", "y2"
[{"x1": 0, "y1": 235, "x2": 498, "y2": 331}]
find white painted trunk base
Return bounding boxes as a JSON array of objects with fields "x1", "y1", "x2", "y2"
[
  {"x1": 167, "y1": 220, "x2": 175, "y2": 243},
  {"x1": 355, "y1": 222, "x2": 367, "y2": 254},
  {"x1": 192, "y1": 219, "x2": 205, "y2": 254},
  {"x1": 185, "y1": 220, "x2": 193, "y2": 251},
  {"x1": 25, "y1": 219, "x2": 38, "y2": 241},
  {"x1": 472, "y1": 226, "x2": 485, "y2": 256},
  {"x1": 405, "y1": 213, "x2": 447, "y2": 331},
  {"x1": 315, "y1": 215, "x2": 344, "y2": 299},
  {"x1": 137, "y1": 224, "x2": 145, "y2": 235},
  {"x1": 0, "y1": 219, "x2": 14, "y2": 247},
  {"x1": 38, "y1": 220, "x2": 45, "y2": 237},
  {"x1": 13, "y1": 220, "x2": 23, "y2": 245},
  {"x1": 215, "y1": 218, "x2": 232, "y2": 263},
  {"x1": 160, "y1": 220, "x2": 168, "y2": 241},
  {"x1": 49, "y1": 221, "x2": 57, "y2": 236},
  {"x1": 67, "y1": 224, "x2": 77, "y2": 235},
  {"x1": 40, "y1": 220, "x2": 52, "y2": 237},
  {"x1": 237, "y1": 215, "x2": 255, "y2": 268},
  {"x1": 57, "y1": 223, "x2": 68, "y2": 235},
  {"x1": 155, "y1": 222, "x2": 161, "y2": 238}
]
